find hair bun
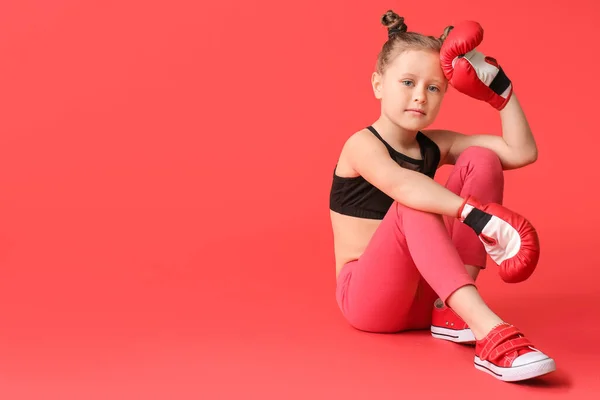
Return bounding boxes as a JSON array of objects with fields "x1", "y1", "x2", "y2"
[
  {"x1": 439, "y1": 25, "x2": 454, "y2": 42},
  {"x1": 381, "y1": 10, "x2": 407, "y2": 38}
]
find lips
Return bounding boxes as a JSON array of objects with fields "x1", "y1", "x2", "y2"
[{"x1": 406, "y1": 108, "x2": 426, "y2": 115}]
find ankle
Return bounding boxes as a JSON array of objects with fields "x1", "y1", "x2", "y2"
[
  {"x1": 445, "y1": 285, "x2": 504, "y2": 340},
  {"x1": 470, "y1": 318, "x2": 505, "y2": 341}
]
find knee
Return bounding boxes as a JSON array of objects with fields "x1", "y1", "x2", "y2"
[
  {"x1": 456, "y1": 146, "x2": 501, "y2": 167},
  {"x1": 456, "y1": 146, "x2": 503, "y2": 176}
]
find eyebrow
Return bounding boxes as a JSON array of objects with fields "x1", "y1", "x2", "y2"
[{"x1": 399, "y1": 73, "x2": 444, "y2": 85}]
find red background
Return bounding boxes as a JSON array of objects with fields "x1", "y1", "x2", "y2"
[{"x1": 0, "y1": 0, "x2": 598, "y2": 398}]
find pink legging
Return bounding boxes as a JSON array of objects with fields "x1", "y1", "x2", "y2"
[{"x1": 336, "y1": 146, "x2": 504, "y2": 333}]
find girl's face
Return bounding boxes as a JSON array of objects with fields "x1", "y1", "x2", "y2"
[{"x1": 372, "y1": 49, "x2": 448, "y2": 131}]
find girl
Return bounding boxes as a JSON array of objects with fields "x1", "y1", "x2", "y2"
[{"x1": 329, "y1": 10, "x2": 556, "y2": 382}]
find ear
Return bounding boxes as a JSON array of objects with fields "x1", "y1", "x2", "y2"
[{"x1": 371, "y1": 72, "x2": 383, "y2": 99}]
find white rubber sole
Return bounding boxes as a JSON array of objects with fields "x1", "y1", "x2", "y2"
[
  {"x1": 474, "y1": 355, "x2": 556, "y2": 382},
  {"x1": 431, "y1": 326, "x2": 476, "y2": 344}
]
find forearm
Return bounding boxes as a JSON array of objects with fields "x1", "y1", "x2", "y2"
[
  {"x1": 391, "y1": 169, "x2": 464, "y2": 217},
  {"x1": 499, "y1": 94, "x2": 538, "y2": 162}
]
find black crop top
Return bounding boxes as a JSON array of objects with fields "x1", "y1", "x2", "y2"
[{"x1": 329, "y1": 126, "x2": 441, "y2": 220}]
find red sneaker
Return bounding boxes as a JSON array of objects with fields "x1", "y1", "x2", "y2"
[
  {"x1": 430, "y1": 300, "x2": 475, "y2": 344},
  {"x1": 474, "y1": 323, "x2": 556, "y2": 382}
]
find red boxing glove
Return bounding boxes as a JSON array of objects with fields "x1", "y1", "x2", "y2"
[
  {"x1": 440, "y1": 21, "x2": 513, "y2": 110},
  {"x1": 458, "y1": 196, "x2": 540, "y2": 283}
]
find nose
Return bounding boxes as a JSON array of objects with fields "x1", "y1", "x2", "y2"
[{"x1": 413, "y1": 86, "x2": 427, "y2": 104}]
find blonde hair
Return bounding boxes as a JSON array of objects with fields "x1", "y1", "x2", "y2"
[{"x1": 376, "y1": 10, "x2": 453, "y2": 74}]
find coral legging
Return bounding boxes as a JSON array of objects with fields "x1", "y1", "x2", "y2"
[{"x1": 336, "y1": 147, "x2": 504, "y2": 333}]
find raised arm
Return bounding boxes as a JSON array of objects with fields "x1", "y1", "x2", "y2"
[
  {"x1": 430, "y1": 94, "x2": 538, "y2": 169},
  {"x1": 437, "y1": 21, "x2": 538, "y2": 169}
]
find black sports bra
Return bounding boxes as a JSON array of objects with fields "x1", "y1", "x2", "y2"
[{"x1": 329, "y1": 126, "x2": 441, "y2": 220}]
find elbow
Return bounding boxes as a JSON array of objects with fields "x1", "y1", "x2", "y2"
[
  {"x1": 527, "y1": 147, "x2": 538, "y2": 165},
  {"x1": 519, "y1": 147, "x2": 538, "y2": 167},
  {"x1": 506, "y1": 146, "x2": 537, "y2": 170}
]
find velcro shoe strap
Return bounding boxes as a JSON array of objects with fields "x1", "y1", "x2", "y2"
[
  {"x1": 487, "y1": 337, "x2": 533, "y2": 364},
  {"x1": 479, "y1": 325, "x2": 522, "y2": 361}
]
